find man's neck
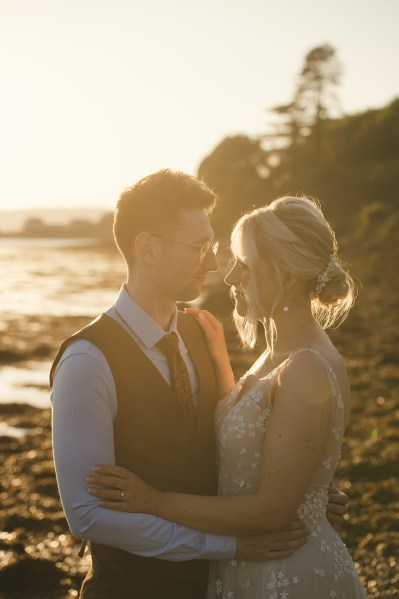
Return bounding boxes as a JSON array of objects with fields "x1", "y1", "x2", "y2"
[{"x1": 125, "y1": 279, "x2": 176, "y2": 331}]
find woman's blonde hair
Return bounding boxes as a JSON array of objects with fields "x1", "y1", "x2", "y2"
[{"x1": 230, "y1": 195, "x2": 356, "y2": 350}]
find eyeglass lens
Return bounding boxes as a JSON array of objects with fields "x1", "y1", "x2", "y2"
[{"x1": 199, "y1": 241, "x2": 219, "y2": 261}]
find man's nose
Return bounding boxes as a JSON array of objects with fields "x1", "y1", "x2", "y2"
[{"x1": 202, "y1": 247, "x2": 219, "y2": 272}]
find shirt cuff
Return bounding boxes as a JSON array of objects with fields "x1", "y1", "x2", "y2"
[{"x1": 202, "y1": 534, "x2": 236, "y2": 560}]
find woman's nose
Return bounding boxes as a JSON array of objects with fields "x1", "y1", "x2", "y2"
[{"x1": 224, "y1": 265, "x2": 240, "y2": 287}]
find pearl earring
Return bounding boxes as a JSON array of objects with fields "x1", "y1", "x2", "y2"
[{"x1": 282, "y1": 305, "x2": 289, "y2": 313}]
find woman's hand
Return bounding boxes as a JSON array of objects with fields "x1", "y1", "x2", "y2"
[
  {"x1": 185, "y1": 308, "x2": 235, "y2": 398},
  {"x1": 185, "y1": 308, "x2": 227, "y2": 362},
  {"x1": 86, "y1": 465, "x2": 162, "y2": 514}
]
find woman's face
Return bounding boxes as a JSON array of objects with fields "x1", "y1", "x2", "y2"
[
  {"x1": 224, "y1": 256, "x2": 250, "y2": 317},
  {"x1": 224, "y1": 253, "x2": 281, "y2": 318}
]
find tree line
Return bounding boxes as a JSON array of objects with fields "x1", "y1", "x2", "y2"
[{"x1": 197, "y1": 45, "x2": 399, "y2": 241}]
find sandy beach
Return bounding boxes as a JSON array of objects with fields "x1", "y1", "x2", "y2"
[{"x1": 0, "y1": 239, "x2": 398, "y2": 598}]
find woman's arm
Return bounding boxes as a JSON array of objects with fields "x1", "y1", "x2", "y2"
[
  {"x1": 88, "y1": 351, "x2": 333, "y2": 536},
  {"x1": 185, "y1": 308, "x2": 235, "y2": 399}
]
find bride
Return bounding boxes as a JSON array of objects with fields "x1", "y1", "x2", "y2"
[{"x1": 88, "y1": 196, "x2": 366, "y2": 598}]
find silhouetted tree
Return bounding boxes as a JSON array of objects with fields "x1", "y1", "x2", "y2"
[
  {"x1": 295, "y1": 44, "x2": 342, "y2": 130},
  {"x1": 263, "y1": 44, "x2": 342, "y2": 190},
  {"x1": 198, "y1": 99, "x2": 399, "y2": 235},
  {"x1": 198, "y1": 135, "x2": 271, "y2": 236},
  {"x1": 197, "y1": 38, "x2": 398, "y2": 240}
]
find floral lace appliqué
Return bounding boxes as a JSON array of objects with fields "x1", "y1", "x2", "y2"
[{"x1": 297, "y1": 487, "x2": 328, "y2": 527}]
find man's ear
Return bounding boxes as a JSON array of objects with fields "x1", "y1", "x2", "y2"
[{"x1": 134, "y1": 233, "x2": 156, "y2": 264}]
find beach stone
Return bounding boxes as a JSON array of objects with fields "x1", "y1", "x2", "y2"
[
  {"x1": 3, "y1": 514, "x2": 58, "y2": 533},
  {"x1": 0, "y1": 556, "x2": 64, "y2": 592},
  {"x1": 0, "y1": 539, "x2": 25, "y2": 554}
]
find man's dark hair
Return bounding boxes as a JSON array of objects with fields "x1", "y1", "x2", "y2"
[{"x1": 113, "y1": 169, "x2": 217, "y2": 267}]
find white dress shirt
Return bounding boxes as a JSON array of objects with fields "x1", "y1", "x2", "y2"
[{"x1": 51, "y1": 285, "x2": 236, "y2": 561}]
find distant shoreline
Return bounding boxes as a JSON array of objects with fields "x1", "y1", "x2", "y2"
[
  {"x1": 0, "y1": 236, "x2": 114, "y2": 248},
  {"x1": 0, "y1": 207, "x2": 109, "y2": 233}
]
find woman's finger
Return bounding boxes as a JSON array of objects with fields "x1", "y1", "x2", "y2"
[
  {"x1": 185, "y1": 308, "x2": 222, "y2": 330},
  {"x1": 86, "y1": 475, "x2": 124, "y2": 489},
  {"x1": 198, "y1": 314, "x2": 221, "y2": 336},
  {"x1": 185, "y1": 308, "x2": 215, "y2": 320},
  {"x1": 188, "y1": 315, "x2": 219, "y2": 340},
  {"x1": 92, "y1": 465, "x2": 128, "y2": 478},
  {"x1": 88, "y1": 487, "x2": 122, "y2": 501}
]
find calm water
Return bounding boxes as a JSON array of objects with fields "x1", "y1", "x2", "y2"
[
  {"x1": 0, "y1": 238, "x2": 126, "y2": 410},
  {"x1": 0, "y1": 238, "x2": 125, "y2": 316}
]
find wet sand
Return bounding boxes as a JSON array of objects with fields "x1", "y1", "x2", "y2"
[{"x1": 0, "y1": 240, "x2": 398, "y2": 598}]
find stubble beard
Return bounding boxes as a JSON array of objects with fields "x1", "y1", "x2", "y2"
[
  {"x1": 159, "y1": 277, "x2": 205, "y2": 304},
  {"x1": 175, "y1": 281, "x2": 204, "y2": 303}
]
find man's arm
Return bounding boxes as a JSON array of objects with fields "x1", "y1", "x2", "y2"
[
  {"x1": 236, "y1": 521, "x2": 309, "y2": 560},
  {"x1": 327, "y1": 484, "x2": 349, "y2": 528},
  {"x1": 51, "y1": 340, "x2": 235, "y2": 561}
]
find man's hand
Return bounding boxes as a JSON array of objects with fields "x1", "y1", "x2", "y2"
[
  {"x1": 235, "y1": 520, "x2": 309, "y2": 561},
  {"x1": 327, "y1": 484, "x2": 349, "y2": 529}
]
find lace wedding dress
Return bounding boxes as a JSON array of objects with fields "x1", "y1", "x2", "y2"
[{"x1": 207, "y1": 349, "x2": 365, "y2": 599}]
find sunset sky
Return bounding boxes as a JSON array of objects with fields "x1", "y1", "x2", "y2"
[{"x1": 1, "y1": 0, "x2": 398, "y2": 211}]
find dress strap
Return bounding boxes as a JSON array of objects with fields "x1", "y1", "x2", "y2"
[{"x1": 286, "y1": 348, "x2": 344, "y2": 409}]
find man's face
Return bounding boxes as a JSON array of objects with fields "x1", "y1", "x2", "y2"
[{"x1": 154, "y1": 208, "x2": 218, "y2": 302}]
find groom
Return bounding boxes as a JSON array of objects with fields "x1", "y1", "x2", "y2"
[{"x1": 51, "y1": 170, "x2": 346, "y2": 599}]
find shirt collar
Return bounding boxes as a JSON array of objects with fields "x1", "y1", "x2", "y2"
[{"x1": 114, "y1": 284, "x2": 178, "y2": 349}]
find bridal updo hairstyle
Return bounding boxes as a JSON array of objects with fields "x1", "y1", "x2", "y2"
[{"x1": 231, "y1": 195, "x2": 356, "y2": 350}]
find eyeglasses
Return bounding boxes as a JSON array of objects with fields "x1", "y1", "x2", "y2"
[{"x1": 150, "y1": 233, "x2": 219, "y2": 263}]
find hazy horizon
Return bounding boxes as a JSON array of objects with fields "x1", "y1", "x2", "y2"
[{"x1": 0, "y1": 207, "x2": 109, "y2": 233}]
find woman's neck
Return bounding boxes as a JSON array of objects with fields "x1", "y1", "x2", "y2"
[{"x1": 269, "y1": 302, "x2": 320, "y2": 356}]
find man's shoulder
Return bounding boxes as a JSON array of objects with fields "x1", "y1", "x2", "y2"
[
  {"x1": 71, "y1": 313, "x2": 115, "y2": 338},
  {"x1": 61, "y1": 337, "x2": 105, "y2": 359},
  {"x1": 54, "y1": 338, "x2": 110, "y2": 376},
  {"x1": 50, "y1": 315, "x2": 113, "y2": 387},
  {"x1": 177, "y1": 309, "x2": 205, "y2": 337},
  {"x1": 177, "y1": 309, "x2": 194, "y2": 322}
]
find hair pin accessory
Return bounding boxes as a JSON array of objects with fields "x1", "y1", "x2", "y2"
[{"x1": 309, "y1": 254, "x2": 336, "y2": 299}]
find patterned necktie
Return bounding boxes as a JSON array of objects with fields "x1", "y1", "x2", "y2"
[{"x1": 156, "y1": 332, "x2": 195, "y2": 416}]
